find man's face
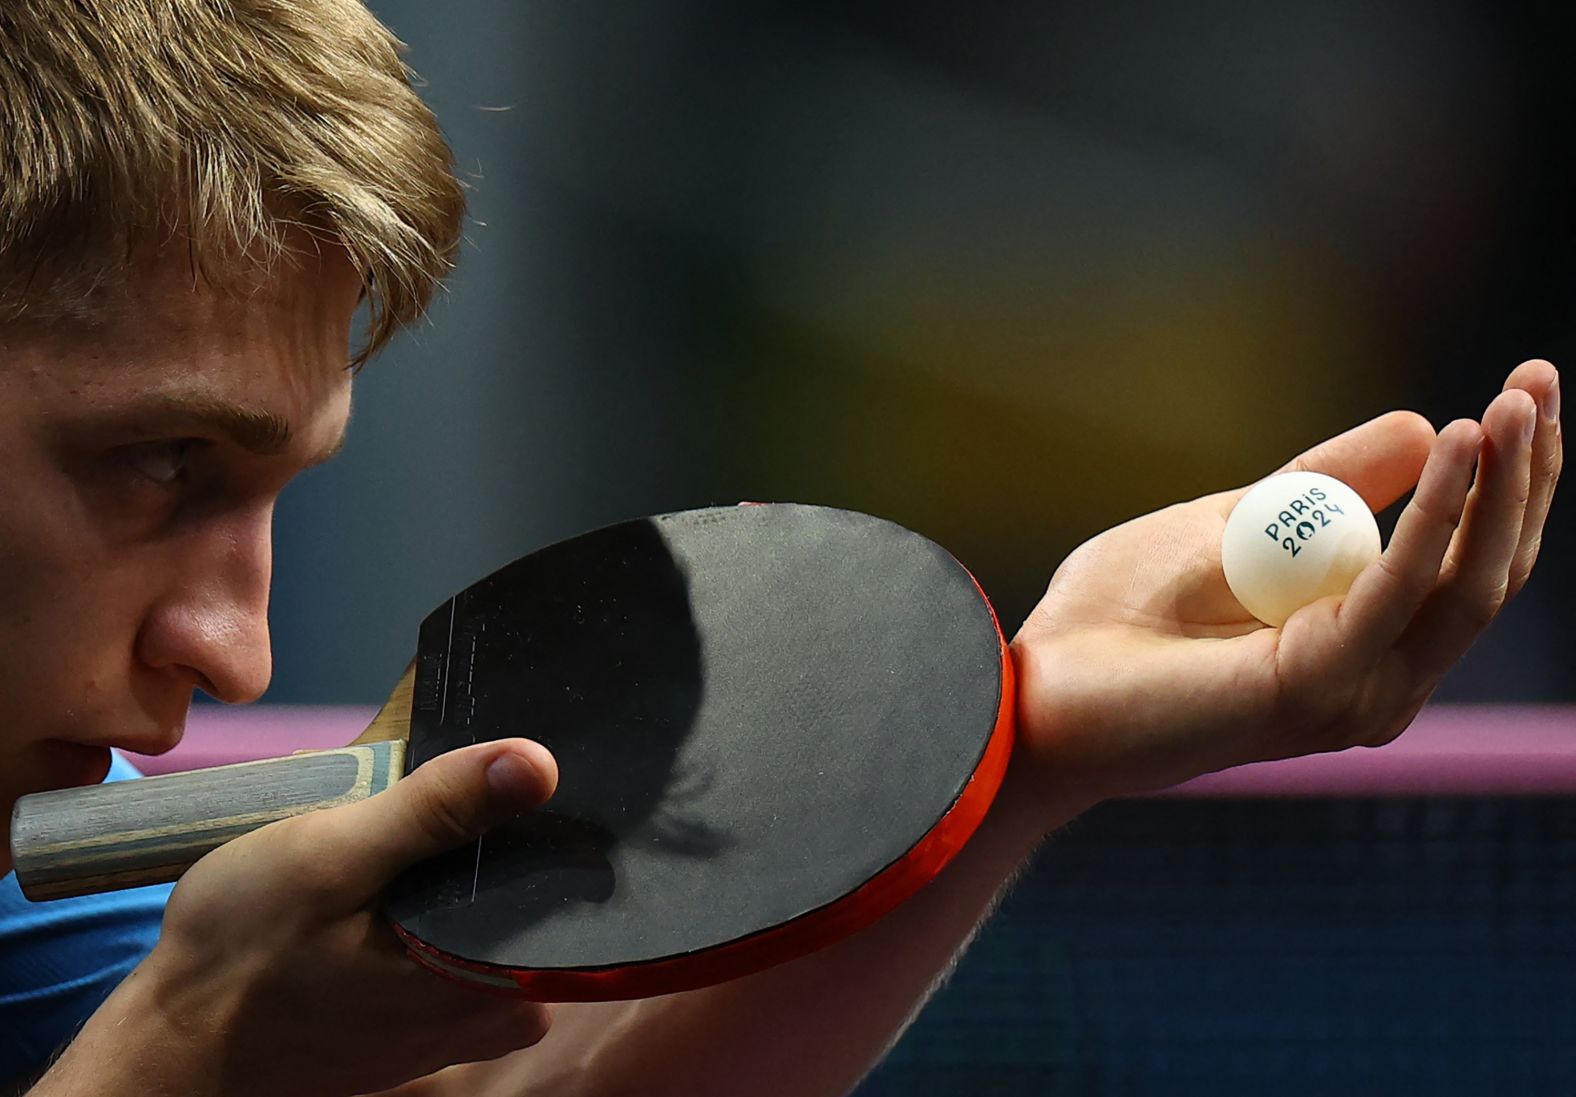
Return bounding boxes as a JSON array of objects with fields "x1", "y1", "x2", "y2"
[{"x1": 0, "y1": 244, "x2": 360, "y2": 865}]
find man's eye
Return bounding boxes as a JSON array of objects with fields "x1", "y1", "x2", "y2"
[{"x1": 123, "y1": 441, "x2": 197, "y2": 485}]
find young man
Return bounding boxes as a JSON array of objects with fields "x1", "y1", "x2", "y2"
[{"x1": 0, "y1": 2, "x2": 1561, "y2": 1095}]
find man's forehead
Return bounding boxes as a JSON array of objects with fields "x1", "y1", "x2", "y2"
[
  {"x1": 2, "y1": 240, "x2": 359, "y2": 462},
  {"x1": 10, "y1": 227, "x2": 365, "y2": 334}
]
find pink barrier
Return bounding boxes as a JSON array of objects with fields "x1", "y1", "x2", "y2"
[
  {"x1": 127, "y1": 706, "x2": 376, "y2": 775},
  {"x1": 126, "y1": 704, "x2": 1576, "y2": 797},
  {"x1": 1163, "y1": 705, "x2": 1576, "y2": 797}
]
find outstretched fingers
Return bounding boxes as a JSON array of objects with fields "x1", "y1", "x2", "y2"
[
  {"x1": 1503, "y1": 361, "x2": 1562, "y2": 596},
  {"x1": 1334, "y1": 417, "x2": 1482, "y2": 663},
  {"x1": 1395, "y1": 388, "x2": 1538, "y2": 684}
]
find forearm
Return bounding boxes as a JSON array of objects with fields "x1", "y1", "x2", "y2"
[
  {"x1": 430, "y1": 756, "x2": 1090, "y2": 1097},
  {"x1": 28, "y1": 959, "x2": 216, "y2": 1097}
]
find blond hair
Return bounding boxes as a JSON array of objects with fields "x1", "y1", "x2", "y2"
[{"x1": 0, "y1": 0, "x2": 466, "y2": 364}]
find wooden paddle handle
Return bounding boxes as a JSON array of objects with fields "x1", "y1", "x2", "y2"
[{"x1": 8, "y1": 740, "x2": 406, "y2": 901}]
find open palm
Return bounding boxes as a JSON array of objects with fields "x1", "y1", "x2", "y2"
[{"x1": 1011, "y1": 361, "x2": 1561, "y2": 804}]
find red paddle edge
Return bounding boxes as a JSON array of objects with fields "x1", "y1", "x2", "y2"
[{"x1": 394, "y1": 565, "x2": 1017, "y2": 1002}]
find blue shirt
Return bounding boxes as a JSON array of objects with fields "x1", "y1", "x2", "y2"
[{"x1": 0, "y1": 754, "x2": 171, "y2": 1081}]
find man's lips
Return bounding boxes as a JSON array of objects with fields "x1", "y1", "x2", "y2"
[
  {"x1": 19, "y1": 721, "x2": 183, "y2": 799},
  {"x1": 67, "y1": 721, "x2": 187, "y2": 758}
]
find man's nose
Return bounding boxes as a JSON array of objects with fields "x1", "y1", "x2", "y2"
[{"x1": 136, "y1": 503, "x2": 274, "y2": 703}]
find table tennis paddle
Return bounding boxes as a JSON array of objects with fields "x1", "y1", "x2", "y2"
[{"x1": 10, "y1": 503, "x2": 1014, "y2": 1000}]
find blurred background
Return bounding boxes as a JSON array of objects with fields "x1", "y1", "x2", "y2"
[
  {"x1": 258, "y1": 3, "x2": 1574, "y2": 1093},
  {"x1": 265, "y1": 0, "x2": 1572, "y2": 706}
]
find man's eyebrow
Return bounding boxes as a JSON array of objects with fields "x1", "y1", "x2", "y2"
[
  {"x1": 136, "y1": 393, "x2": 293, "y2": 454},
  {"x1": 132, "y1": 393, "x2": 347, "y2": 463}
]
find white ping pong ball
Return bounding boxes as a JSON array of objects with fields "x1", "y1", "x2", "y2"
[{"x1": 1221, "y1": 470, "x2": 1381, "y2": 627}]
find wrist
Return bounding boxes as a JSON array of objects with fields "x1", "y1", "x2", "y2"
[
  {"x1": 38, "y1": 950, "x2": 229, "y2": 1097},
  {"x1": 976, "y1": 744, "x2": 1103, "y2": 865},
  {"x1": 1005, "y1": 634, "x2": 1174, "y2": 810}
]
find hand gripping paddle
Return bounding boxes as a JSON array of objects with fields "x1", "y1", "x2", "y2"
[{"x1": 10, "y1": 504, "x2": 1014, "y2": 1000}]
